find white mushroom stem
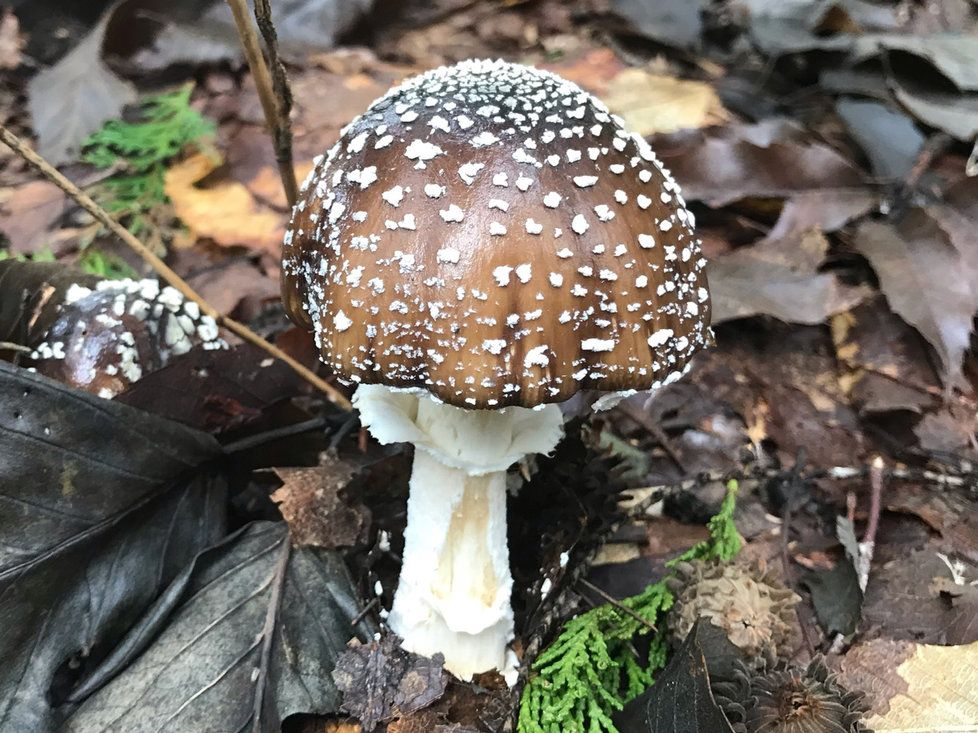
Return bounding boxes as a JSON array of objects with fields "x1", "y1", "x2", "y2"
[{"x1": 353, "y1": 384, "x2": 564, "y2": 681}]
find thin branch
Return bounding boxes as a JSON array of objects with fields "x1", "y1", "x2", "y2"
[
  {"x1": 251, "y1": 537, "x2": 291, "y2": 733},
  {"x1": 577, "y1": 578, "x2": 658, "y2": 633},
  {"x1": 0, "y1": 125, "x2": 352, "y2": 411},
  {"x1": 252, "y1": 0, "x2": 297, "y2": 204},
  {"x1": 227, "y1": 0, "x2": 298, "y2": 207}
]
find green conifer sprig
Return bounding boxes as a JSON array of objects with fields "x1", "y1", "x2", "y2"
[{"x1": 518, "y1": 480, "x2": 741, "y2": 733}]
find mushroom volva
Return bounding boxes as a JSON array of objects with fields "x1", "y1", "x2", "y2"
[{"x1": 281, "y1": 59, "x2": 712, "y2": 680}]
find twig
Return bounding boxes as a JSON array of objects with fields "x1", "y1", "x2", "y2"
[
  {"x1": 227, "y1": 0, "x2": 298, "y2": 207},
  {"x1": 0, "y1": 125, "x2": 351, "y2": 411},
  {"x1": 619, "y1": 401, "x2": 686, "y2": 474},
  {"x1": 350, "y1": 596, "x2": 380, "y2": 627},
  {"x1": 577, "y1": 578, "x2": 658, "y2": 633},
  {"x1": 251, "y1": 537, "x2": 291, "y2": 733},
  {"x1": 856, "y1": 456, "x2": 884, "y2": 591},
  {"x1": 0, "y1": 341, "x2": 32, "y2": 354}
]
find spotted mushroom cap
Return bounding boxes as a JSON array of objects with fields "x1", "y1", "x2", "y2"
[
  {"x1": 283, "y1": 59, "x2": 712, "y2": 409},
  {"x1": 30, "y1": 278, "x2": 226, "y2": 399}
]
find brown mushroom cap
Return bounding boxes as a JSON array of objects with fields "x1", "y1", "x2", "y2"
[{"x1": 283, "y1": 59, "x2": 712, "y2": 408}]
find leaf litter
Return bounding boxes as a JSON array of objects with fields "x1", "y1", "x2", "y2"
[{"x1": 3, "y1": 0, "x2": 978, "y2": 731}]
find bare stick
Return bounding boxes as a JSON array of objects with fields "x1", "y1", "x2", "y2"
[
  {"x1": 856, "y1": 455, "x2": 885, "y2": 591},
  {"x1": 227, "y1": 0, "x2": 299, "y2": 207},
  {"x1": 578, "y1": 578, "x2": 658, "y2": 633},
  {"x1": 0, "y1": 125, "x2": 351, "y2": 411}
]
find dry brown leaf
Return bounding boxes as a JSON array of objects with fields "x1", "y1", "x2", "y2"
[
  {"x1": 604, "y1": 68, "x2": 727, "y2": 136},
  {"x1": 271, "y1": 454, "x2": 370, "y2": 549},
  {"x1": 841, "y1": 639, "x2": 978, "y2": 730},
  {"x1": 0, "y1": 180, "x2": 71, "y2": 254},
  {"x1": 541, "y1": 47, "x2": 627, "y2": 96},
  {"x1": 164, "y1": 153, "x2": 284, "y2": 254}
]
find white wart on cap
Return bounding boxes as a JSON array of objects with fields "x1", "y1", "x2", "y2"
[{"x1": 283, "y1": 59, "x2": 712, "y2": 409}]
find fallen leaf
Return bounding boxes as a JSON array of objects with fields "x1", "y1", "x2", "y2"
[
  {"x1": 332, "y1": 635, "x2": 448, "y2": 732},
  {"x1": 913, "y1": 408, "x2": 977, "y2": 454},
  {"x1": 608, "y1": 0, "x2": 703, "y2": 49},
  {"x1": 165, "y1": 153, "x2": 285, "y2": 254},
  {"x1": 272, "y1": 454, "x2": 371, "y2": 549},
  {"x1": 604, "y1": 69, "x2": 727, "y2": 136},
  {"x1": 855, "y1": 211, "x2": 978, "y2": 389},
  {"x1": 184, "y1": 257, "x2": 280, "y2": 316},
  {"x1": 0, "y1": 179, "x2": 71, "y2": 254},
  {"x1": 802, "y1": 517, "x2": 863, "y2": 636},
  {"x1": 830, "y1": 295, "x2": 939, "y2": 415},
  {"x1": 66, "y1": 522, "x2": 372, "y2": 731},
  {"x1": 614, "y1": 619, "x2": 736, "y2": 732},
  {"x1": 26, "y1": 3, "x2": 137, "y2": 164},
  {"x1": 839, "y1": 638, "x2": 978, "y2": 730},
  {"x1": 836, "y1": 98, "x2": 925, "y2": 179},
  {"x1": 653, "y1": 119, "x2": 866, "y2": 207},
  {"x1": 0, "y1": 361, "x2": 226, "y2": 731},
  {"x1": 540, "y1": 47, "x2": 626, "y2": 97},
  {"x1": 709, "y1": 227, "x2": 868, "y2": 324}
]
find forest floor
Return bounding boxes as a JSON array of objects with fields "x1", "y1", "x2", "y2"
[{"x1": 1, "y1": 1, "x2": 977, "y2": 732}]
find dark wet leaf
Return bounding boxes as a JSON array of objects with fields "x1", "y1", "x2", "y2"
[
  {"x1": 855, "y1": 210, "x2": 978, "y2": 389},
  {"x1": 608, "y1": 0, "x2": 702, "y2": 49},
  {"x1": 802, "y1": 518, "x2": 863, "y2": 637},
  {"x1": 614, "y1": 619, "x2": 736, "y2": 732},
  {"x1": 115, "y1": 342, "x2": 307, "y2": 433},
  {"x1": 272, "y1": 453, "x2": 371, "y2": 549},
  {"x1": 0, "y1": 362, "x2": 227, "y2": 731},
  {"x1": 653, "y1": 120, "x2": 866, "y2": 207},
  {"x1": 333, "y1": 634, "x2": 447, "y2": 732},
  {"x1": 836, "y1": 98, "x2": 925, "y2": 179},
  {"x1": 66, "y1": 521, "x2": 370, "y2": 731}
]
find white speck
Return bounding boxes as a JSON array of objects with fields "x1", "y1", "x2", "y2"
[
  {"x1": 648, "y1": 328, "x2": 674, "y2": 347},
  {"x1": 456, "y1": 115, "x2": 474, "y2": 129},
  {"x1": 639, "y1": 169, "x2": 653, "y2": 183},
  {"x1": 635, "y1": 275, "x2": 648, "y2": 287},
  {"x1": 374, "y1": 134, "x2": 393, "y2": 149},
  {"x1": 566, "y1": 149, "x2": 582, "y2": 162},
  {"x1": 637, "y1": 194, "x2": 652, "y2": 209},
  {"x1": 334, "y1": 311, "x2": 352, "y2": 332},
  {"x1": 582, "y1": 338, "x2": 615, "y2": 352},
  {"x1": 571, "y1": 214, "x2": 589, "y2": 234},
  {"x1": 346, "y1": 266, "x2": 365, "y2": 287},
  {"x1": 437, "y1": 247, "x2": 461, "y2": 263},
  {"x1": 594, "y1": 204, "x2": 614, "y2": 221},
  {"x1": 515, "y1": 264, "x2": 532, "y2": 283},
  {"x1": 400, "y1": 110, "x2": 419, "y2": 123},
  {"x1": 440, "y1": 204, "x2": 465, "y2": 222},
  {"x1": 609, "y1": 163, "x2": 625, "y2": 174},
  {"x1": 638, "y1": 233, "x2": 655, "y2": 248},
  {"x1": 471, "y1": 131, "x2": 499, "y2": 147},
  {"x1": 404, "y1": 139, "x2": 444, "y2": 163},
  {"x1": 459, "y1": 161, "x2": 485, "y2": 184},
  {"x1": 516, "y1": 175, "x2": 533, "y2": 191},
  {"x1": 549, "y1": 272, "x2": 564, "y2": 287},
  {"x1": 659, "y1": 219, "x2": 673, "y2": 231},
  {"x1": 483, "y1": 339, "x2": 506, "y2": 354},
  {"x1": 428, "y1": 115, "x2": 450, "y2": 132},
  {"x1": 492, "y1": 172, "x2": 509, "y2": 187},
  {"x1": 398, "y1": 214, "x2": 417, "y2": 230},
  {"x1": 382, "y1": 186, "x2": 404, "y2": 207},
  {"x1": 543, "y1": 191, "x2": 562, "y2": 208},
  {"x1": 574, "y1": 175, "x2": 598, "y2": 188},
  {"x1": 352, "y1": 210, "x2": 367, "y2": 222},
  {"x1": 347, "y1": 131, "x2": 369, "y2": 153},
  {"x1": 599, "y1": 269, "x2": 618, "y2": 281},
  {"x1": 490, "y1": 222, "x2": 508, "y2": 236},
  {"x1": 347, "y1": 166, "x2": 378, "y2": 189},
  {"x1": 525, "y1": 218, "x2": 543, "y2": 234},
  {"x1": 524, "y1": 345, "x2": 549, "y2": 368},
  {"x1": 559, "y1": 551, "x2": 569, "y2": 567},
  {"x1": 540, "y1": 577, "x2": 553, "y2": 595},
  {"x1": 556, "y1": 248, "x2": 573, "y2": 258},
  {"x1": 488, "y1": 198, "x2": 510, "y2": 211},
  {"x1": 494, "y1": 266, "x2": 513, "y2": 286},
  {"x1": 424, "y1": 183, "x2": 445, "y2": 198}
]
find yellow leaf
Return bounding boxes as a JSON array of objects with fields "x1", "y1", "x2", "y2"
[
  {"x1": 604, "y1": 68, "x2": 727, "y2": 136},
  {"x1": 164, "y1": 153, "x2": 285, "y2": 254}
]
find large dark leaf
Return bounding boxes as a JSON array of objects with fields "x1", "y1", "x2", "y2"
[
  {"x1": 614, "y1": 620, "x2": 736, "y2": 733},
  {"x1": 66, "y1": 521, "x2": 372, "y2": 732},
  {"x1": 0, "y1": 362, "x2": 227, "y2": 731}
]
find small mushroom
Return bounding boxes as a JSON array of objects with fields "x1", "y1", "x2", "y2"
[
  {"x1": 282, "y1": 59, "x2": 712, "y2": 679},
  {"x1": 29, "y1": 278, "x2": 226, "y2": 398}
]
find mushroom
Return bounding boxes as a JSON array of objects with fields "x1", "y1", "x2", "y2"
[
  {"x1": 28, "y1": 278, "x2": 226, "y2": 398},
  {"x1": 282, "y1": 59, "x2": 712, "y2": 680}
]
